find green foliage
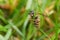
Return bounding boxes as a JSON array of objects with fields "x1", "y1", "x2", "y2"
[{"x1": 0, "y1": 0, "x2": 60, "y2": 40}]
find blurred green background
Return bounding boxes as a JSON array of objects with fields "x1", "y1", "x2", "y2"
[{"x1": 0, "y1": 0, "x2": 60, "y2": 40}]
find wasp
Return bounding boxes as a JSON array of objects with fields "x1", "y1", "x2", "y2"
[{"x1": 29, "y1": 11, "x2": 40, "y2": 29}]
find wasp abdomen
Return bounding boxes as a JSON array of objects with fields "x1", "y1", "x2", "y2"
[{"x1": 34, "y1": 15, "x2": 40, "y2": 28}]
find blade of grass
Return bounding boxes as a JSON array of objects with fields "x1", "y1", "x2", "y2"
[
  {"x1": 8, "y1": 21, "x2": 24, "y2": 37},
  {"x1": 54, "y1": 23, "x2": 59, "y2": 40},
  {"x1": 16, "y1": 10, "x2": 29, "y2": 27},
  {"x1": 0, "y1": 25, "x2": 8, "y2": 32},
  {"x1": 0, "y1": 35, "x2": 5, "y2": 40},
  {"x1": 39, "y1": 28, "x2": 54, "y2": 40},
  {"x1": 39, "y1": 29, "x2": 51, "y2": 40},
  {"x1": 4, "y1": 28, "x2": 12, "y2": 40},
  {"x1": 26, "y1": 22, "x2": 34, "y2": 40},
  {"x1": 25, "y1": 0, "x2": 33, "y2": 10},
  {"x1": 0, "y1": 9, "x2": 4, "y2": 16},
  {"x1": 0, "y1": 16, "x2": 8, "y2": 24},
  {"x1": 22, "y1": 15, "x2": 30, "y2": 40}
]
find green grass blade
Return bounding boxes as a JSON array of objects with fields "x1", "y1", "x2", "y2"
[
  {"x1": 8, "y1": 21, "x2": 24, "y2": 37},
  {"x1": 0, "y1": 35, "x2": 5, "y2": 40},
  {"x1": 4, "y1": 28, "x2": 12, "y2": 40}
]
